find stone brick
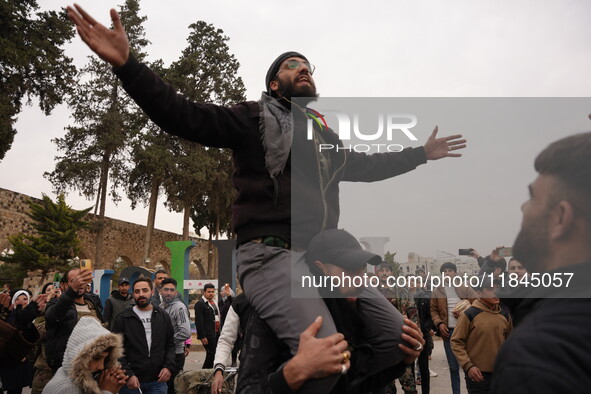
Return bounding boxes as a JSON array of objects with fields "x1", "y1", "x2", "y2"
[{"x1": 0, "y1": 187, "x2": 212, "y2": 277}]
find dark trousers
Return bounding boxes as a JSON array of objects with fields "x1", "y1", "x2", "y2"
[
  {"x1": 237, "y1": 242, "x2": 406, "y2": 394},
  {"x1": 465, "y1": 371, "x2": 492, "y2": 394},
  {"x1": 202, "y1": 335, "x2": 218, "y2": 369},
  {"x1": 166, "y1": 353, "x2": 186, "y2": 394},
  {"x1": 417, "y1": 334, "x2": 430, "y2": 394},
  {"x1": 443, "y1": 328, "x2": 460, "y2": 394}
]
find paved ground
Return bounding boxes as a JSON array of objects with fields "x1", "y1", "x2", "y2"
[
  {"x1": 21, "y1": 336, "x2": 465, "y2": 393},
  {"x1": 425, "y1": 337, "x2": 468, "y2": 394}
]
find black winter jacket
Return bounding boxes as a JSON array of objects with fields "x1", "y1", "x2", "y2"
[
  {"x1": 490, "y1": 261, "x2": 591, "y2": 393},
  {"x1": 194, "y1": 298, "x2": 219, "y2": 340},
  {"x1": 44, "y1": 287, "x2": 103, "y2": 371},
  {"x1": 112, "y1": 306, "x2": 176, "y2": 383},
  {"x1": 414, "y1": 288, "x2": 434, "y2": 336},
  {"x1": 114, "y1": 55, "x2": 427, "y2": 248}
]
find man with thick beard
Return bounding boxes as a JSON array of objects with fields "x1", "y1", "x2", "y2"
[
  {"x1": 113, "y1": 278, "x2": 175, "y2": 394},
  {"x1": 490, "y1": 132, "x2": 591, "y2": 393},
  {"x1": 67, "y1": 5, "x2": 466, "y2": 392}
]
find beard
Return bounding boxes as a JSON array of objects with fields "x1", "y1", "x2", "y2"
[
  {"x1": 135, "y1": 296, "x2": 151, "y2": 309},
  {"x1": 276, "y1": 76, "x2": 318, "y2": 104},
  {"x1": 163, "y1": 294, "x2": 175, "y2": 303},
  {"x1": 513, "y1": 211, "x2": 551, "y2": 273}
]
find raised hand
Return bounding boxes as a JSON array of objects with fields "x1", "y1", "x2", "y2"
[
  {"x1": 424, "y1": 126, "x2": 467, "y2": 160},
  {"x1": 67, "y1": 4, "x2": 129, "y2": 67},
  {"x1": 70, "y1": 269, "x2": 93, "y2": 295},
  {"x1": 32, "y1": 293, "x2": 48, "y2": 312},
  {"x1": 0, "y1": 293, "x2": 9, "y2": 308},
  {"x1": 0, "y1": 293, "x2": 10, "y2": 321}
]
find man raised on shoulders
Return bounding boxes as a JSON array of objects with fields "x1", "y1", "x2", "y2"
[{"x1": 67, "y1": 6, "x2": 467, "y2": 392}]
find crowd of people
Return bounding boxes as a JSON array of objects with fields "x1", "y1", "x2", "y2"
[
  {"x1": 1, "y1": 3, "x2": 590, "y2": 393},
  {"x1": 2, "y1": 206, "x2": 589, "y2": 394}
]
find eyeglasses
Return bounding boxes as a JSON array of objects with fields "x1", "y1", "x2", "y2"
[{"x1": 277, "y1": 59, "x2": 316, "y2": 76}]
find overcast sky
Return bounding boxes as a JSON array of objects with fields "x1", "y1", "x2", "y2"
[{"x1": 1, "y1": 0, "x2": 590, "y2": 261}]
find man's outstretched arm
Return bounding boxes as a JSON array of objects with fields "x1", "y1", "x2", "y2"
[
  {"x1": 343, "y1": 126, "x2": 466, "y2": 182},
  {"x1": 423, "y1": 126, "x2": 466, "y2": 160},
  {"x1": 67, "y1": 4, "x2": 129, "y2": 68},
  {"x1": 67, "y1": 4, "x2": 250, "y2": 149}
]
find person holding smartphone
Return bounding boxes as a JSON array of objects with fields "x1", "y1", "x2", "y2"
[{"x1": 45, "y1": 268, "x2": 103, "y2": 373}]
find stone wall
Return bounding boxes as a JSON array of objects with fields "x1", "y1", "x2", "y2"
[{"x1": 0, "y1": 187, "x2": 213, "y2": 279}]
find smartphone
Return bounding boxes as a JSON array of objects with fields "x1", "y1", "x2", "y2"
[
  {"x1": 498, "y1": 247, "x2": 513, "y2": 257},
  {"x1": 53, "y1": 281, "x2": 60, "y2": 289},
  {"x1": 458, "y1": 248, "x2": 474, "y2": 256},
  {"x1": 80, "y1": 259, "x2": 93, "y2": 271}
]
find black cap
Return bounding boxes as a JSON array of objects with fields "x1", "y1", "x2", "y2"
[
  {"x1": 265, "y1": 51, "x2": 308, "y2": 94},
  {"x1": 439, "y1": 262, "x2": 457, "y2": 273},
  {"x1": 118, "y1": 277, "x2": 130, "y2": 285},
  {"x1": 306, "y1": 229, "x2": 382, "y2": 271}
]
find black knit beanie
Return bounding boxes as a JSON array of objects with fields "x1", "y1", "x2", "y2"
[{"x1": 265, "y1": 51, "x2": 308, "y2": 94}]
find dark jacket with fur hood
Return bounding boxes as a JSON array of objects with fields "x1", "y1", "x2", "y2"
[{"x1": 43, "y1": 316, "x2": 123, "y2": 394}]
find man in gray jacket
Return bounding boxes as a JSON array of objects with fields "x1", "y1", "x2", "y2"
[
  {"x1": 160, "y1": 278, "x2": 191, "y2": 394},
  {"x1": 103, "y1": 277, "x2": 134, "y2": 331}
]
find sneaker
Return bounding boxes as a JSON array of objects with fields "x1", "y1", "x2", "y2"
[{"x1": 429, "y1": 369, "x2": 438, "y2": 377}]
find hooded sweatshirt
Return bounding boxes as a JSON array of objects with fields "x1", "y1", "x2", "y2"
[
  {"x1": 42, "y1": 317, "x2": 123, "y2": 394},
  {"x1": 160, "y1": 298, "x2": 191, "y2": 354},
  {"x1": 450, "y1": 299, "x2": 512, "y2": 373},
  {"x1": 103, "y1": 290, "x2": 134, "y2": 331}
]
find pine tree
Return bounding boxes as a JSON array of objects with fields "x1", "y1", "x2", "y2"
[
  {"x1": 44, "y1": 0, "x2": 149, "y2": 265},
  {"x1": 0, "y1": 194, "x2": 90, "y2": 285},
  {"x1": 127, "y1": 110, "x2": 179, "y2": 262},
  {"x1": 164, "y1": 20, "x2": 246, "y2": 246},
  {"x1": 0, "y1": 1, "x2": 76, "y2": 160},
  {"x1": 384, "y1": 251, "x2": 402, "y2": 276}
]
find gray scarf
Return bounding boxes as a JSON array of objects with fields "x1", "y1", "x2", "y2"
[{"x1": 258, "y1": 92, "x2": 294, "y2": 178}]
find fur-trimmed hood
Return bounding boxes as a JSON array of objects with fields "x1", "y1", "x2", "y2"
[{"x1": 46, "y1": 316, "x2": 123, "y2": 394}]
